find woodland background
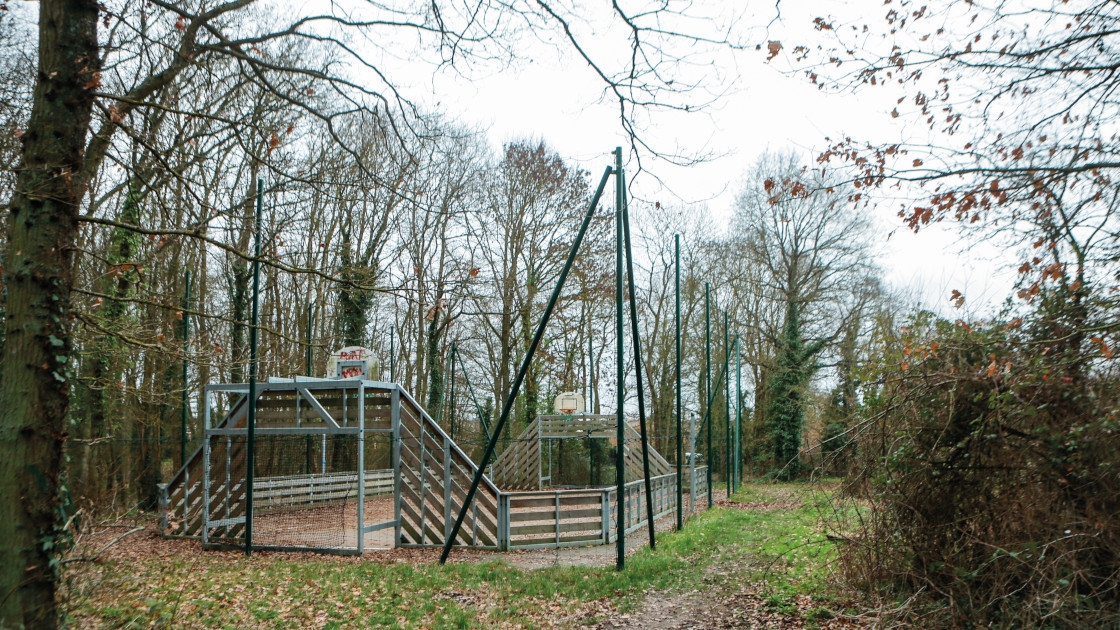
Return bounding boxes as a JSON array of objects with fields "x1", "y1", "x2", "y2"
[{"x1": 1, "y1": 0, "x2": 1118, "y2": 627}]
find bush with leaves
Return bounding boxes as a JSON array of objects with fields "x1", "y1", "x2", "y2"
[{"x1": 835, "y1": 300, "x2": 1120, "y2": 627}]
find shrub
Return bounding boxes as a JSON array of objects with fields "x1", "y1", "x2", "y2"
[{"x1": 836, "y1": 309, "x2": 1120, "y2": 628}]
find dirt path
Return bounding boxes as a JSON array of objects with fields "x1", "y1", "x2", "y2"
[
  {"x1": 591, "y1": 576, "x2": 866, "y2": 630},
  {"x1": 579, "y1": 494, "x2": 870, "y2": 630}
]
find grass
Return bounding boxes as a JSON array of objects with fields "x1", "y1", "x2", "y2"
[{"x1": 68, "y1": 481, "x2": 854, "y2": 629}]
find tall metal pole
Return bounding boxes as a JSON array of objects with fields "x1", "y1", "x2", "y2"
[
  {"x1": 390, "y1": 324, "x2": 395, "y2": 382},
  {"x1": 305, "y1": 305, "x2": 314, "y2": 476},
  {"x1": 675, "y1": 234, "x2": 682, "y2": 530},
  {"x1": 589, "y1": 334, "x2": 595, "y2": 485},
  {"x1": 441, "y1": 165, "x2": 614, "y2": 565},
  {"x1": 705, "y1": 283, "x2": 712, "y2": 507},
  {"x1": 180, "y1": 270, "x2": 191, "y2": 470},
  {"x1": 735, "y1": 334, "x2": 741, "y2": 492},
  {"x1": 724, "y1": 311, "x2": 731, "y2": 496},
  {"x1": 245, "y1": 178, "x2": 264, "y2": 556},
  {"x1": 614, "y1": 148, "x2": 626, "y2": 569},
  {"x1": 697, "y1": 360, "x2": 729, "y2": 469},
  {"x1": 620, "y1": 167, "x2": 655, "y2": 550}
]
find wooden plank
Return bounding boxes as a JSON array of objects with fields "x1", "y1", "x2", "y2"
[
  {"x1": 399, "y1": 502, "x2": 423, "y2": 545},
  {"x1": 509, "y1": 507, "x2": 600, "y2": 522},
  {"x1": 446, "y1": 458, "x2": 498, "y2": 514},
  {"x1": 511, "y1": 520, "x2": 602, "y2": 536},
  {"x1": 509, "y1": 495, "x2": 601, "y2": 509},
  {"x1": 442, "y1": 487, "x2": 491, "y2": 547},
  {"x1": 444, "y1": 474, "x2": 498, "y2": 536},
  {"x1": 399, "y1": 478, "x2": 445, "y2": 543},
  {"x1": 510, "y1": 532, "x2": 602, "y2": 547}
]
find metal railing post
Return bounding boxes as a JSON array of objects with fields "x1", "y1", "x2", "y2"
[{"x1": 357, "y1": 382, "x2": 365, "y2": 554}]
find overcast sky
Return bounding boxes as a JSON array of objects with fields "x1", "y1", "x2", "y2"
[
  {"x1": 402, "y1": 1, "x2": 1020, "y2": 318},
  {"x1": 6, "y1": 0, "x2": 1018, "y2": 317}
]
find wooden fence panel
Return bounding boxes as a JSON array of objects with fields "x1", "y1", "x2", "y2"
[{"x1": 396, "y1": 391, "x2": 501, "y2": 549}]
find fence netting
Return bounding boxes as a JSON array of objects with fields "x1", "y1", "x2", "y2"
[{"x1": 244, "y1": 433, "x2": 394, "y2": 551}]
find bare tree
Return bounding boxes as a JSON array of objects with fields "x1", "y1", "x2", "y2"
[
  {"x1": 0, "y1": 0, "x2": 740, "y2": 623},
  {"x1": 730, "y1": 151, "x2": 875, "y2": 478}
]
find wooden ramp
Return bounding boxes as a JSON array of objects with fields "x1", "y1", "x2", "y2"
[{"x1": 493, "y1": 414, "x2": 671, "y2": 490}]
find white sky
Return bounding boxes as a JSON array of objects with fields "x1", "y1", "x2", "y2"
[
  {"x1": 7, "y1": 0, "x2": 1018, "y2": 317},
  {"x1": 406, "y1": 4, "x2": 1019, "y2": 318}
]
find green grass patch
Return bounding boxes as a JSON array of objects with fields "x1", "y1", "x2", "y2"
[{"x1": 69, "y1": 482, "x2": 848, "y2": 629}]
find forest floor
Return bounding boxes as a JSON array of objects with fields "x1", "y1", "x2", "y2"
[{"x1": 64, "y1": 482, "x2": 875, "y2": 629}]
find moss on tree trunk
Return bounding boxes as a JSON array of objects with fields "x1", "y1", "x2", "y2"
[{"x1": 0, "y1": 0, "x2": 99, "y2": 625}]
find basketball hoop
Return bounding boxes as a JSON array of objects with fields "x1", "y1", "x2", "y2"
[
  {"x1": 325, "y1": 346, "x2": 377, "y2": 379},
  {"x1": 553, "y1": 391, "x2": 585, "y2": 416}
]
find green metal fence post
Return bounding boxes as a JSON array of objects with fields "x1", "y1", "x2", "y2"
[
  {"x1": 697, "y1": 361, "x2": 728, "y2": 475},
  {"x1": 180, "y1": 270, "x2": 191, "y2": 470},
  {"x1": 305, "y1": 305, "x2": 314, "y2": 475},
  {"x1": 614, "y1": 148, "x2": 626, "y2": 570},
  {"x1": 440, "y1": 165, "x2": 614, "y2": 565},
  {"x1": 705, "y1": 283, "x2": 712, "y2": 507},
  {"x1": 724, "y1": 311, "x2": 730, "y2": 495},
  {"x1": 620, "y1": 167, "x2": 656, "y2": 550},
  {"x1": 735, "y1": 333, "x2": 741, "y2": 492},
  {"x1": 245, "y1": 178, "x2": 264, "y2": 556},
  {"x1": 675, "y1": 234, "x2": 682, "y2": 530}
]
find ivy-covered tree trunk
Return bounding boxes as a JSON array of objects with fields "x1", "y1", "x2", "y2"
[
  {"x1": 83, "y1": 181, "x2": 144, "y2": 503},
  {"x1": 0, "y1": 0, "x2": 100, "y2": 625},
  {"x1": 337, "y1": 230, "x2": 374, "y2": 349},
  {"x1": 425, "y1": 313, "x2": 443, "y2": 411},
  {"x1": 766, "y1": 300, "x2": 815, "y2": 480}
]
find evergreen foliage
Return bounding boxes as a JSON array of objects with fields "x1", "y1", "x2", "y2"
[{"x1": 765, "y1": 300, "x2": 823, "y2": 480}]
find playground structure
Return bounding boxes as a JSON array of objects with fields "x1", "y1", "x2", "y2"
[
  {"x1": 160, "y1": 371, "x2": 709, "y2": 554},
  {"x1": 161, "y1": 148, "x2": 738, "y2": 566}
]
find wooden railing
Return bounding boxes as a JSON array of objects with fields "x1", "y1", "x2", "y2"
[
  {"x1": 501, "y1": 472, "x2": 680, "y2": 550},
  {"x1": 253, "y1": 470, "x2": 393, "y2": 511}
]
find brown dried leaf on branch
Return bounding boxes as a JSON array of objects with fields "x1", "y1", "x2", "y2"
[{"x1": 766, "y1": 40, "x2": 783, "y2": 61}]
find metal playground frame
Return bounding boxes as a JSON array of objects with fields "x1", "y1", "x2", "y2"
[{"x1": 160, "y1": 377, "x2": 709, "y2": 555}]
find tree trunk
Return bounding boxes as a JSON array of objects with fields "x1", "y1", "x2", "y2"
[
  {"x1": 425, "y1": 311, "x2": 443, "y2": 411},
  {"x1": 0, "y1": 0, "x2": 99, "y2": 625},
  {"x1": 229, "y1": 169, "x2": 256, "y2": 384}
]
